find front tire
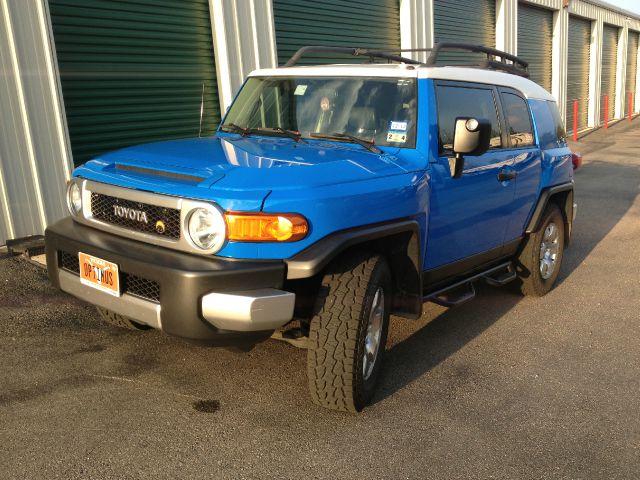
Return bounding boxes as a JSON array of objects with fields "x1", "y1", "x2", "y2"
[
  {"x1": 515, "y1": 204, "x2": 565, "y2": 296},
  {"x1": 307, "y1": 253, "x2": 391, "y2": 412}
]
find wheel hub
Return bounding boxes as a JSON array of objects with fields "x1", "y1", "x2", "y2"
[
  {"x1": 363, "y1": 287, "x2": 384, "y2": 381},
  {"x1": 539, "y1": 222, "x2": 560, "y2": 280}
]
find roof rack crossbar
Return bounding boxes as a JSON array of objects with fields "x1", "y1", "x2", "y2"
[{"x1": 283, "y1": 46, "x2": 422, "y2": 67}]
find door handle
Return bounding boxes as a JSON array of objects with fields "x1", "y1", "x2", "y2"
[{"x1": 497, "y1": 169, "x2": 517, "y2": 182}]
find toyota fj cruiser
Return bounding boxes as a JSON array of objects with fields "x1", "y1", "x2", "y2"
[{"x1": 46, "y1": 44, "x2": 577, "y2": 412}]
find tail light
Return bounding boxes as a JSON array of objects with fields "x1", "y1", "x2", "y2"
[{"x1": 571, "y1": 152, "x2": 583, "y2": 170}]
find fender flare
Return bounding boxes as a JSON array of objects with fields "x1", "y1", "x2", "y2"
[
  {"x1": 285, "y1": 219, "x2": 423, "y2": 319},
  {"x1": 525, "y1": 182, "x2": 574, "y2": 235}
]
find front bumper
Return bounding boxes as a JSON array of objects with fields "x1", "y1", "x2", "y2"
[{"x1": 45, "y1": 217, "x2": 294, "y2": 346}]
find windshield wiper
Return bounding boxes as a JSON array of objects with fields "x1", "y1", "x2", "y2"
[
  {"x1": 309, "y1": 132, "x2": 381, "y2": 154},
  {"x1": 220, "y1": 123, "x2": 250, "y2": 136},
  {"x1": 220, "y1": 124, "x2": 304, "y2": 143}
]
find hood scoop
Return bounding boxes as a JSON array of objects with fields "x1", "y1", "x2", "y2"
[{"x1": 115, "y1": 163, "x2": 206, "y2": 184}]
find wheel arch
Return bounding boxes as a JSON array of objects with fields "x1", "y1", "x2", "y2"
[
  {"x1": 285, "y1": 219, "x2": 423, "y2": 319},
  {"x1": 525, "y1": 182, "x2": 574, "y2": 246}
]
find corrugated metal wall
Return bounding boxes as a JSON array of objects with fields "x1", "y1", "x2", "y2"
[
  {"x1": 272, "y1": 0, "x2": 401, "y2": 66},
  {"x1": 0, "y1": 0, "x2": 72, "y2": 245},
  {"x1": 433, "y1": 0, "x2": 495, "y2": 64},
  {"x1": 566, "y1": 15, "x2": 591, "y2": 133},
  {"x1": 518, "y1": 4, "x2": 553, "y2": 91},
  {"x1": 600, "y1": 23, "x2": 619, "y2": 123},
  {"x1": 49, "y1": 0, "x2": 221, "y2": 166}
]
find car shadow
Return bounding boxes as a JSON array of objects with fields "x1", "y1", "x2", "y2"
[{"x1": 373, "y1": 158, "x2": 639, "y2": 405}]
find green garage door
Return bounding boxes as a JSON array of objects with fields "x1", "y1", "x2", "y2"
[
  {"x1": 566, "y1": 16, "x2": 591, "y2": 133},
  {"x1": 600, "y1": 24, "x2": 619, "y2": 124},
  {"x1": 273, "y1": 0, "x2": 401, "y2": 66},
  {"x1": 434, "y1": 0, "x2": 495, "y2": 64},
  {"x1": 49, "y1": 0, "x2": 221, "y2": 165},
  {"x1": 518, "y1": 4, "x2": 553, "y2": 91},
  {"x1": 626, "y1": 31, "x2": 639, "y2": 117}
]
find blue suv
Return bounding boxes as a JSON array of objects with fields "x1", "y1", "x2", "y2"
[{"x1": 45, "y1": 45, "x2": 577, "y2": 412}]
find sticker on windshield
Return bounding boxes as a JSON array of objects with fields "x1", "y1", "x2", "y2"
[
  {"x1": 389, "y1": 121, "x2": 408, "y2": 132},
  {"x1": 387, "y1": 132, "x2": 407, "y2": 143},
  {"x1": 294, "y1": 85, "x2": 308, "y2": 95}
]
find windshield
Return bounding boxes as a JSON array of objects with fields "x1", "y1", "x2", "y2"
[{"x1": 221, "y1": 76, "x2": 417, "y2": 148}]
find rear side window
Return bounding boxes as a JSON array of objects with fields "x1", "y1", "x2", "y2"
[
  {"x1": 529, "y1": 99, "x2": 567, "y2": 150},
  {"x1": 436, "y1": 85, "x2": 503, "y2": 151},
  {"x1": 501, "y1": 92, "x2": 534, "y2": 148},
  {"x1": 547, "y1": 101, "x2": 567, "y2": 143}
]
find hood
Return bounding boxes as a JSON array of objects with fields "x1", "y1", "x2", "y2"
[{"x1": 74, "y1": 135, "x2": 418, "y2": 210}]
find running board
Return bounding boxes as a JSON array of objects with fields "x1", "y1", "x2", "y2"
[{"x1": 424, "y1": 261, "x2": 513, "y2": 307}]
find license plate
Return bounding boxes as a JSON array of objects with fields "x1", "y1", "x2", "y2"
[{"x1": 78, "y1": 252, "x2": 120, "y2": 297}]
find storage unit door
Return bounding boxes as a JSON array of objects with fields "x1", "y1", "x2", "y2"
[
  {"x1": 626, "y1": 31, "x2": 639, "y2": 117},
  {"x1": 566, "y1": 16, "x2": 591, "y2": 133},
  {"x1": 49, "y1": 0, "x2": 221, "y2": 165},
  {"x1": 517, "y1": 4, "x2": 553, "y2": 92},
  {"x1": 433, "y1": 0, "x2": 496, "y2": 64},
  {"x1": 272, "y1": 0, "x2": 401, "y2": 66},
  {"x1": 600, "y1": 24, "x2": 619, "y2": 124}
]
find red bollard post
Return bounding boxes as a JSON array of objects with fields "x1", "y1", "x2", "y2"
[
  {"x1": 573, "y1": 100, "x2": 578, "y2": 142},
  {"x1": 604, "y1": 95, "x2": 609, "y2": 129},
  {"x1": 629, "y1": 92, "x2": 633, "y2": 122}
]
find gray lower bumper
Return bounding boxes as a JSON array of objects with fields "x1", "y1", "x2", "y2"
[{"x1": 59, "y1": 270, "x2": 162, "y2": 328}]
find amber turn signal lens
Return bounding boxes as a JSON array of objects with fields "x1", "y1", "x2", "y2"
[{"x1": 225, "y1": 213, "x2": 308, "y2": 242}]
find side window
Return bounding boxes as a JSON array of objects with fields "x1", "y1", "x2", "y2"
[
  {"x1": 501, "y1": 92, "x2": 534, "y2": 148},
  {"x1": 436, "y1": 85, "x2": 503, "y2": 152},
  {"x1": 547, "y1": 101, "x2": 567, "y2": 144}
]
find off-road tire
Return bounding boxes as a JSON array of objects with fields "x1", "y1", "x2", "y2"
[
  {"x1": 514, "y1": 203, "x2": 565, "y2": 296},
  {"x1": 307, "y1": 253, "x2": 391, "y2": 412},
  {"x1": 96, "y1": 307, "x2": 150, "y2": 330}
]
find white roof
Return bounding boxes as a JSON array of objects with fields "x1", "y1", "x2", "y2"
[{"x1": 249, "y1": 64, "x2": 555, "y2": 102}]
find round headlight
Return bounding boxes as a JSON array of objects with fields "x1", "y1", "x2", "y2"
[
  {"x1": 67, "y1": 182, "x2": 82, "y2": 216},
  {"x1": 187, "y1": 207, "x2": 226, "y2": 251}
]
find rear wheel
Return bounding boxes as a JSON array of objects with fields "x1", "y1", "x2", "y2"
[
  {"x1": 96, "y1": 307, "x2": 150, "y2": 330},
  {"x1": 515, "y1": 204, "x2": 565, "y2": 296},
  {"x1": 307, "y1": 252, "x2": 391, "y2": 412}
]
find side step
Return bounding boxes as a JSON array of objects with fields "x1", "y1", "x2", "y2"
[{"x1": 425, "y1": 261, "x2": 515, "y2": 307}]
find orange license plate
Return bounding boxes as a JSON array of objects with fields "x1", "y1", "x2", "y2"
[{"x1": 78, "y1": 252, "x2": 120, "y2": 297}]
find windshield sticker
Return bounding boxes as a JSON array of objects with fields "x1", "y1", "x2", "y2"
[
  {"x1": 294, "y1": 84, "x2": 308, "y2": 95},
  {"x1": 389, "y1": 121, "x2": 408, "y2": 132},
  {"x1": 387, "y1": 132, "x2": 407, "y2": 143}
]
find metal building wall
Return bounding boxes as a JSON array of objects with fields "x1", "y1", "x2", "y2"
[{"x1": 0, "y1": 0, "x2": 72, "y2": 245}]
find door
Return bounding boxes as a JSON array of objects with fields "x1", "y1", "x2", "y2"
[
  {"x1": 601, "y1": 24, "x2": 619, "y2": 124},
  {"x1": 49, "y1": 0, "x2": 221, "y2": 165},
  {"x1": 433, "y1": 0, "x2": 495, "y2": 65},
  {"x1": 272, "y1": 0, "x2": 401, "y2": 66},
  {"x1": 497, "y1": 88, "x2": 541, "y2": 242},
  {"x1": 425, "y1": 82, "x2": 516, "y2": 272},
  {"x1": 566, "y1": 15, "x2": 591, "y2": 134},
  {"x1": 518, "y1": 4, "x2": 553, "y2": 91},
  {"x1": 626, "y1": 31, "x2": 639, "y2": 117}
]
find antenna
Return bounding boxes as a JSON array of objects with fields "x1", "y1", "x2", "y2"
[{"x1": 198, "y1": 83, "x2": 205, "y2": 138}]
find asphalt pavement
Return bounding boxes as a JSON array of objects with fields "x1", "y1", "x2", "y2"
[{"x1": 1, "y1": 122, "x2": 639, "y2": 479}]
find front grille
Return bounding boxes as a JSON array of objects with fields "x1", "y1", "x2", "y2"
[
  {"x1": 58, "y1": 251, "x2": 160, "y2": 303},
  {"x1": 90, "y1": 192, "x2": 181, "y2": 239},
  {"x1": 123, "y1": 274, "x2": 160, "y2": 303},
  {"x1": 60, "y1": 251, "x2": 80, "y2": 274}
]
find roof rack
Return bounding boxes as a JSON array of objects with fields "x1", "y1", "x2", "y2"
[
  {"x1": 283, "y1": 43, "x2": 529, "y2": 78},
  {"x1": 283, "y1": 46, "x2": 422, "y2": 68},
  {"x1": 423, "y1": 42, "x2": 529, "y2": 77}
]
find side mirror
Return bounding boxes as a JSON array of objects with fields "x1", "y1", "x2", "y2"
[{"x1": 449, "y1": 117, "x2": 491, "y2": 178}]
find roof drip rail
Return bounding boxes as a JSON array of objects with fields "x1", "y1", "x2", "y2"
[
  {"x1": 283, "y1": 46, "x2": 422, "y2": 68},
  {"x1": 421, "y1": 43, "x2": 530, "y2": 77}
]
